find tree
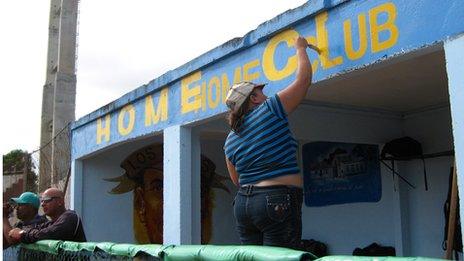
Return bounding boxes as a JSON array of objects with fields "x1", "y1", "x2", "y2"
[{"x1": 3, "y1": 149, "x2": 38, "y2": 193}]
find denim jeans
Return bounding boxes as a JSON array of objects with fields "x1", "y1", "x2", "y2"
[{"x1": 233, "y1": 185, "x2": 303, "y2": 249}]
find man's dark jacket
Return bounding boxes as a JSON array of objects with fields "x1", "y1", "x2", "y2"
[{"x1": 21, "y1": 210, "x2": 86, "y2": 243}]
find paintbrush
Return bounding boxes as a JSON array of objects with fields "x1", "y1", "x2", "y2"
[{"x1": 307, "y1": 43, "x2": 322, "y2": 54}]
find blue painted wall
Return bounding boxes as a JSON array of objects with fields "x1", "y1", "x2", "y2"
[{"x1": 72, "y1": 0, "x2": 464, "y2": 159}]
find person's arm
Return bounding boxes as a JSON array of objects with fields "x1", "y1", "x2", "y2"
[
  {"x1": 3, "y1": 203, "x2": 14, "y2": 248},
  {"x1": 19, "y1": 211, "x2": 78, "y2": 243},
  {"x1": 277, "y1": 36, "x2": 315, "y2": 114},
  {"x1": 7, "y1": 228, "x2": 24, "y2": 245},
  {"x1": 3, "y1": 218, "x2": 14, "y2": 248},
  {"x1": 225, "y1": 157, "x2": 239, "y2": 187}
]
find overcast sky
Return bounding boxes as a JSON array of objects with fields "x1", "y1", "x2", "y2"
[{"x1": 0, "y1": 0, "x2": 307, "y2": 156}]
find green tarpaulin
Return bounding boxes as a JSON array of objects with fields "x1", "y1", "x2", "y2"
[{"x1": 17, "y1": 240, "x2": 444, "y2": 261}]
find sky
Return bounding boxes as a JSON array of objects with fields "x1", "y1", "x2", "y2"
[{"x1": 0, "y1": 0, "x2": 307, "y2": 156}]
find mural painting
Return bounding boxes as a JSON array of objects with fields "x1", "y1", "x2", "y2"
[
  {"x1": 302, "y1": 142, "x2": 381, "y2": 207},
  {"x1": 104, "y1": 144, "x2": 230, "y2": 244}
]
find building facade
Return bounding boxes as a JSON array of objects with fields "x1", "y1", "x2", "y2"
[{"x1": 70, "y1": 0, "x2": 464, "y2": 257}]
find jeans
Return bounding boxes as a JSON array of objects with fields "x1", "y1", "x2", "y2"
[{"x1": 233, "y1": 185, "x2": 303, "y2": 249}]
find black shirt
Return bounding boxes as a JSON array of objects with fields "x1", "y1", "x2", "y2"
[
  {"x1": 15, "y1": 214, "x2": 48, "y2": 229},
  {"x1": 21, "y1": 210, "x2": 86, "y2": 243}
]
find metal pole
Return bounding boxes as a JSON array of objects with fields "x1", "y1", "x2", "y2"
[{"x1": 445, "y1": 160, "x2": 458, "y2": 259}]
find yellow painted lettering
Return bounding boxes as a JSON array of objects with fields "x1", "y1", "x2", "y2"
[
  {"x1": 145, "y1": 88, "x2": 168, "y2": 126},
  {"x1": 369, "y1": 2, "x2": 399, "y2": 53},
  {"x1": 343, "y1": 14, "x2": 368, "y2": 60},
  {"x1": 208, "y1": 76, "x2": 221, "y2": 109},
  {"x1": 262, "y1": 29, "x2": 299, "y2": 81},
  {"x1": 96, "y1": 114, "x2": 111, "y2": 144},
  {"x1": 117, "y1": 104, "x2": 135, "y2": 136},
  {"x1": 201, "y1": 81, "x2": 207, "y2": 111},
  {"x1": 243, "y1": 59, "x2": 260, "y2": 82},
  {"x1": 315, "y1": 12, "x2": 343, "y2": 69},
  {"x1": 181, "y1": 71, "x2": 202, "y2": 114}
]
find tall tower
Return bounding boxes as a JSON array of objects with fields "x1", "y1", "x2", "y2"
[{"x1": 39, "y1": 0, "x2": 79, "y2": 192}]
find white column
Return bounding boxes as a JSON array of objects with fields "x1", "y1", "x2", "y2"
[
  {"x1": 163, "y1": 125, "x2": 201, "y2": 244},
  {"x1": 191, "y1": 129, "x2": 201, "y2": 244},
  {"x1": 70, "y1": 159, "x2": 83, "y2": 213},
  {"x1": 445, "y1": 34, "x2": 464, "y2": 247}
]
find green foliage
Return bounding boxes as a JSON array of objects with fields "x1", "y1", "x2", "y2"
[
  {"x1": 3, "y1": 149, "x2": 38, "y2": 193},
  {"x1": 3, "y1": 149, "x2": 26, "y2": 171}
]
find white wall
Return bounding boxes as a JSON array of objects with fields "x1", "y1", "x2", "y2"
[
  {"x1": 292, "y1": 104, "x2": 404, "y2": 255},
  {"x1": 402, "y1": 107, "x2": 454, "y2": 257},
  {"x1": 292, "y1": 104, "x2": 453, "y2": 257},
  {"x1": 81, "y1": 135, "x2": 162, "y2": 243},
  {"x1": 82, "y1": 152, "x2": 133, "y2": 242},
  {"x1": 201, "y1": 139, "x2": 241, "y2": 244}
]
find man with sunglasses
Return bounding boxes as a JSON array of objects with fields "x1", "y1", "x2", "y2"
[
  {"x1": 3, "y1": 192, "x2": 47, "y2": 249},
  {"x1": 7, "y1": 188, "x2": 86, "y2": 244}
]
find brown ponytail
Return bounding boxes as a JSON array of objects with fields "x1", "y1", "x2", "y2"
[{"x1": 226, "y1": 95, "x2": 251, "y2": 134}]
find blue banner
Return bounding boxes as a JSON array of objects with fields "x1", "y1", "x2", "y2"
[{"x1": 302, "y1": 141, "x2": 381, "y2": 207}]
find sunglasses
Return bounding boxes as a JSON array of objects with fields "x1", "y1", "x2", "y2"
[{"x1": 40, "y1": 196, "x2": 60, "y2": 203}]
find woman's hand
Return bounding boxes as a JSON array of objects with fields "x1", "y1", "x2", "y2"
[{"x1": 295, "y1": 36, "x2": 309, "y2": 50}]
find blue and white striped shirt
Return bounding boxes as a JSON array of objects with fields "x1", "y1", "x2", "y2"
[{"x1": 224, "y1": 94, "x2": 299, "y2": 185}]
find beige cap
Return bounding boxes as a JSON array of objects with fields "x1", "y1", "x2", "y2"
[{"x1": 225, "y1": 82, "x2": 265, "y2": 113}]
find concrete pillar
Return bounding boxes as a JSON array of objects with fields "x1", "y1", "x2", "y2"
[
  {"x1": 163, "y1": 125, "x2": 201, "y2": 244},
  {"x1": 51, "y1": 72, "x2": 76, "y2": 184},
  {"x1": 191, "y1": 130, "x2": 201, "y2": 244},
  {"x1": 39, "y1": 0, "x2": 61, "y2": 191},
  {"x1": 445, "y1": 34, "x2": 464, "y2": 246},
  {"x1": 51, "y1": 0, "x2": 78, "y2": 186},
  {"x1": 70, "y1": 159, "x2": 83, "y2": 212}
]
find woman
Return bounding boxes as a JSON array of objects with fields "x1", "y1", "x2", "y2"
[{"x1": 224, "y1": 36, "x2": 319, "y2": 248}]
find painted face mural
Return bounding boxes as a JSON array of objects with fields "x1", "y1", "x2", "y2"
[{"x1": 104, "y1": 144, "x2": 230, "y2": 244}]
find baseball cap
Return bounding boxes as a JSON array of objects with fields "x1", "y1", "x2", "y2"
[
  {"x1": 10, "y1": 192, "x2": 40, "y2": 209},
  {"x1": 225, "y1": 82, "x2": 265, "y2": 113}
]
